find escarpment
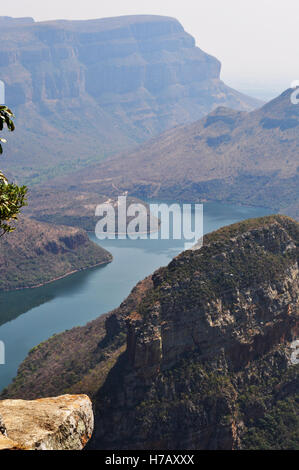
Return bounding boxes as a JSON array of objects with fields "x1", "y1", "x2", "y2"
[
  {"x1": 0, "y1": 15, "x2": 261, "y2": 184},
  {"x1": 91, "y1": 215, "x2": 299, "y2": 450},
  {"x1": 3, "y1": 215, "x2": 299, "y2": 449},
  {"x1": 127, "y1": 216, "x2": 299, "y2": 375}
]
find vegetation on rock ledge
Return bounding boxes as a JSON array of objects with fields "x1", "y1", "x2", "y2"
[{"x1": 0, "y1": 105, "x2": 27, "y2": 236}]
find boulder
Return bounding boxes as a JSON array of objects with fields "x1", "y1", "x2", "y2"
[{"x1": 0, "y1": 394, "x2": 94, "y2": 450}]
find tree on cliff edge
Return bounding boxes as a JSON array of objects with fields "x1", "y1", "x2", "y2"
[{"x1": 0, "y1": 105, "x2": 27, "y2": 236}]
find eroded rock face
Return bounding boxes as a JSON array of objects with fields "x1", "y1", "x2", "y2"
[
  {"x1": 0, "y1": 395, "x2": 94, "y2": 450},
  {"x1": 128, "y1": 221, "x2": 299, "y2": 375},
  {"x1": 92, "y1": 215, "x2": 299, "y2": 450},
  {"x1": 0, "y1": 15, "x2": 261, "y2": 184},
  {"x1": 3, "y1": 216, "x2": 299, "y2": 450}
]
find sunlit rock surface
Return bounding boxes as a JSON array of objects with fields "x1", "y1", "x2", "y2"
[{"x1": 0, "y1": 394, "x2": 94, "y2": 450}]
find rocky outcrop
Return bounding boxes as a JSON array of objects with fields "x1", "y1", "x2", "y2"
[
  {"x1": 3, "y1": 216, "x2": 299, "y2": 449},
  {"x1": 0, "y1": 216, "x2": 112, "y2": 291},
  {"x1": 128, "y1": 220, "x2": 299, "y2": 375},
  {"x1": 89, "y1": 215, "x2": 299, "y2": 449},
  {"x1": 0, "y1": 395, "x2": 93, "y2": 450},
  {"x1": 0, "y1": 15, "x2": 261, "y2": 185}
]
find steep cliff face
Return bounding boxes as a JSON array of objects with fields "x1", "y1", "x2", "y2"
[
  {"x1": 0, "y1": 394, "x2": 94, "y2": 450},
  {"x1": 3, "y1": 216, "x2": 299, "y2": 449},
  {"x1": 0, "y1": 216, "x2": 112, "y2": 291},
  {"x1": 91, "y1": 215, "x2": 299, "y2": 450},
  {"x1": 128, "y1": 218, "x2": 299, "y2": 374},
  {"x1": 0, "y1": 15, "x2": 261, "y2": 184}
]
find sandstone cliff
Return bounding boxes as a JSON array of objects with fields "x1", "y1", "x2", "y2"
[
  {"x1": 3, "y1": 215, "x2": 299, "y2": 449},
  {"x1": 0, "y1": 394, "x2": 93, "y2": 450},
  {"x1": 0, "y1": 216, "x2": 112, "y2": 291},
  {"x1": 0, "y1": 15, "x2": 261, "y2": 185}
]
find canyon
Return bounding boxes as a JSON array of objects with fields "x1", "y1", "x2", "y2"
[
  {"x1": 0, "y1": 13, "x2": 298, "y2": 452},
  {"x1": 3, "y1": 215, "x2": 299, "y2": 449}
]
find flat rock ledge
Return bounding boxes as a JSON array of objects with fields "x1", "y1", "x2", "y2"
[{"x1": 0, "y1": 394, "x2": 94, "y2": 450}]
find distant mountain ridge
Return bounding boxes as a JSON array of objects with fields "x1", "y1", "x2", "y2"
[
  {"x1": 0, "y1": 15, "x2": 261, "y2": 184},
  {"x1": 56, "y1": 88, "x2": 298, "y2": 219}
]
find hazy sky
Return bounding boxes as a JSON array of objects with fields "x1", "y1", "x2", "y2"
[{"x1": 1, "y1": 0, "x2": 298, "y2": 97}]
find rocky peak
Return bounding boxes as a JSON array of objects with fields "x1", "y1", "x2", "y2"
[
  {"x1": 4, "y1": 216, "x2": 298, "y2": 449},
  {"x1": 91, "y1": 215, "x2": 299, "y2": 449},
  {"x1": 127, "y1": 216, "x2": 299, "y2": 376}
]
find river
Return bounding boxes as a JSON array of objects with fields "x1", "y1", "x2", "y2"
[{"x1": 0, "y1": 202, "x2": 272, "y2": 391}]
